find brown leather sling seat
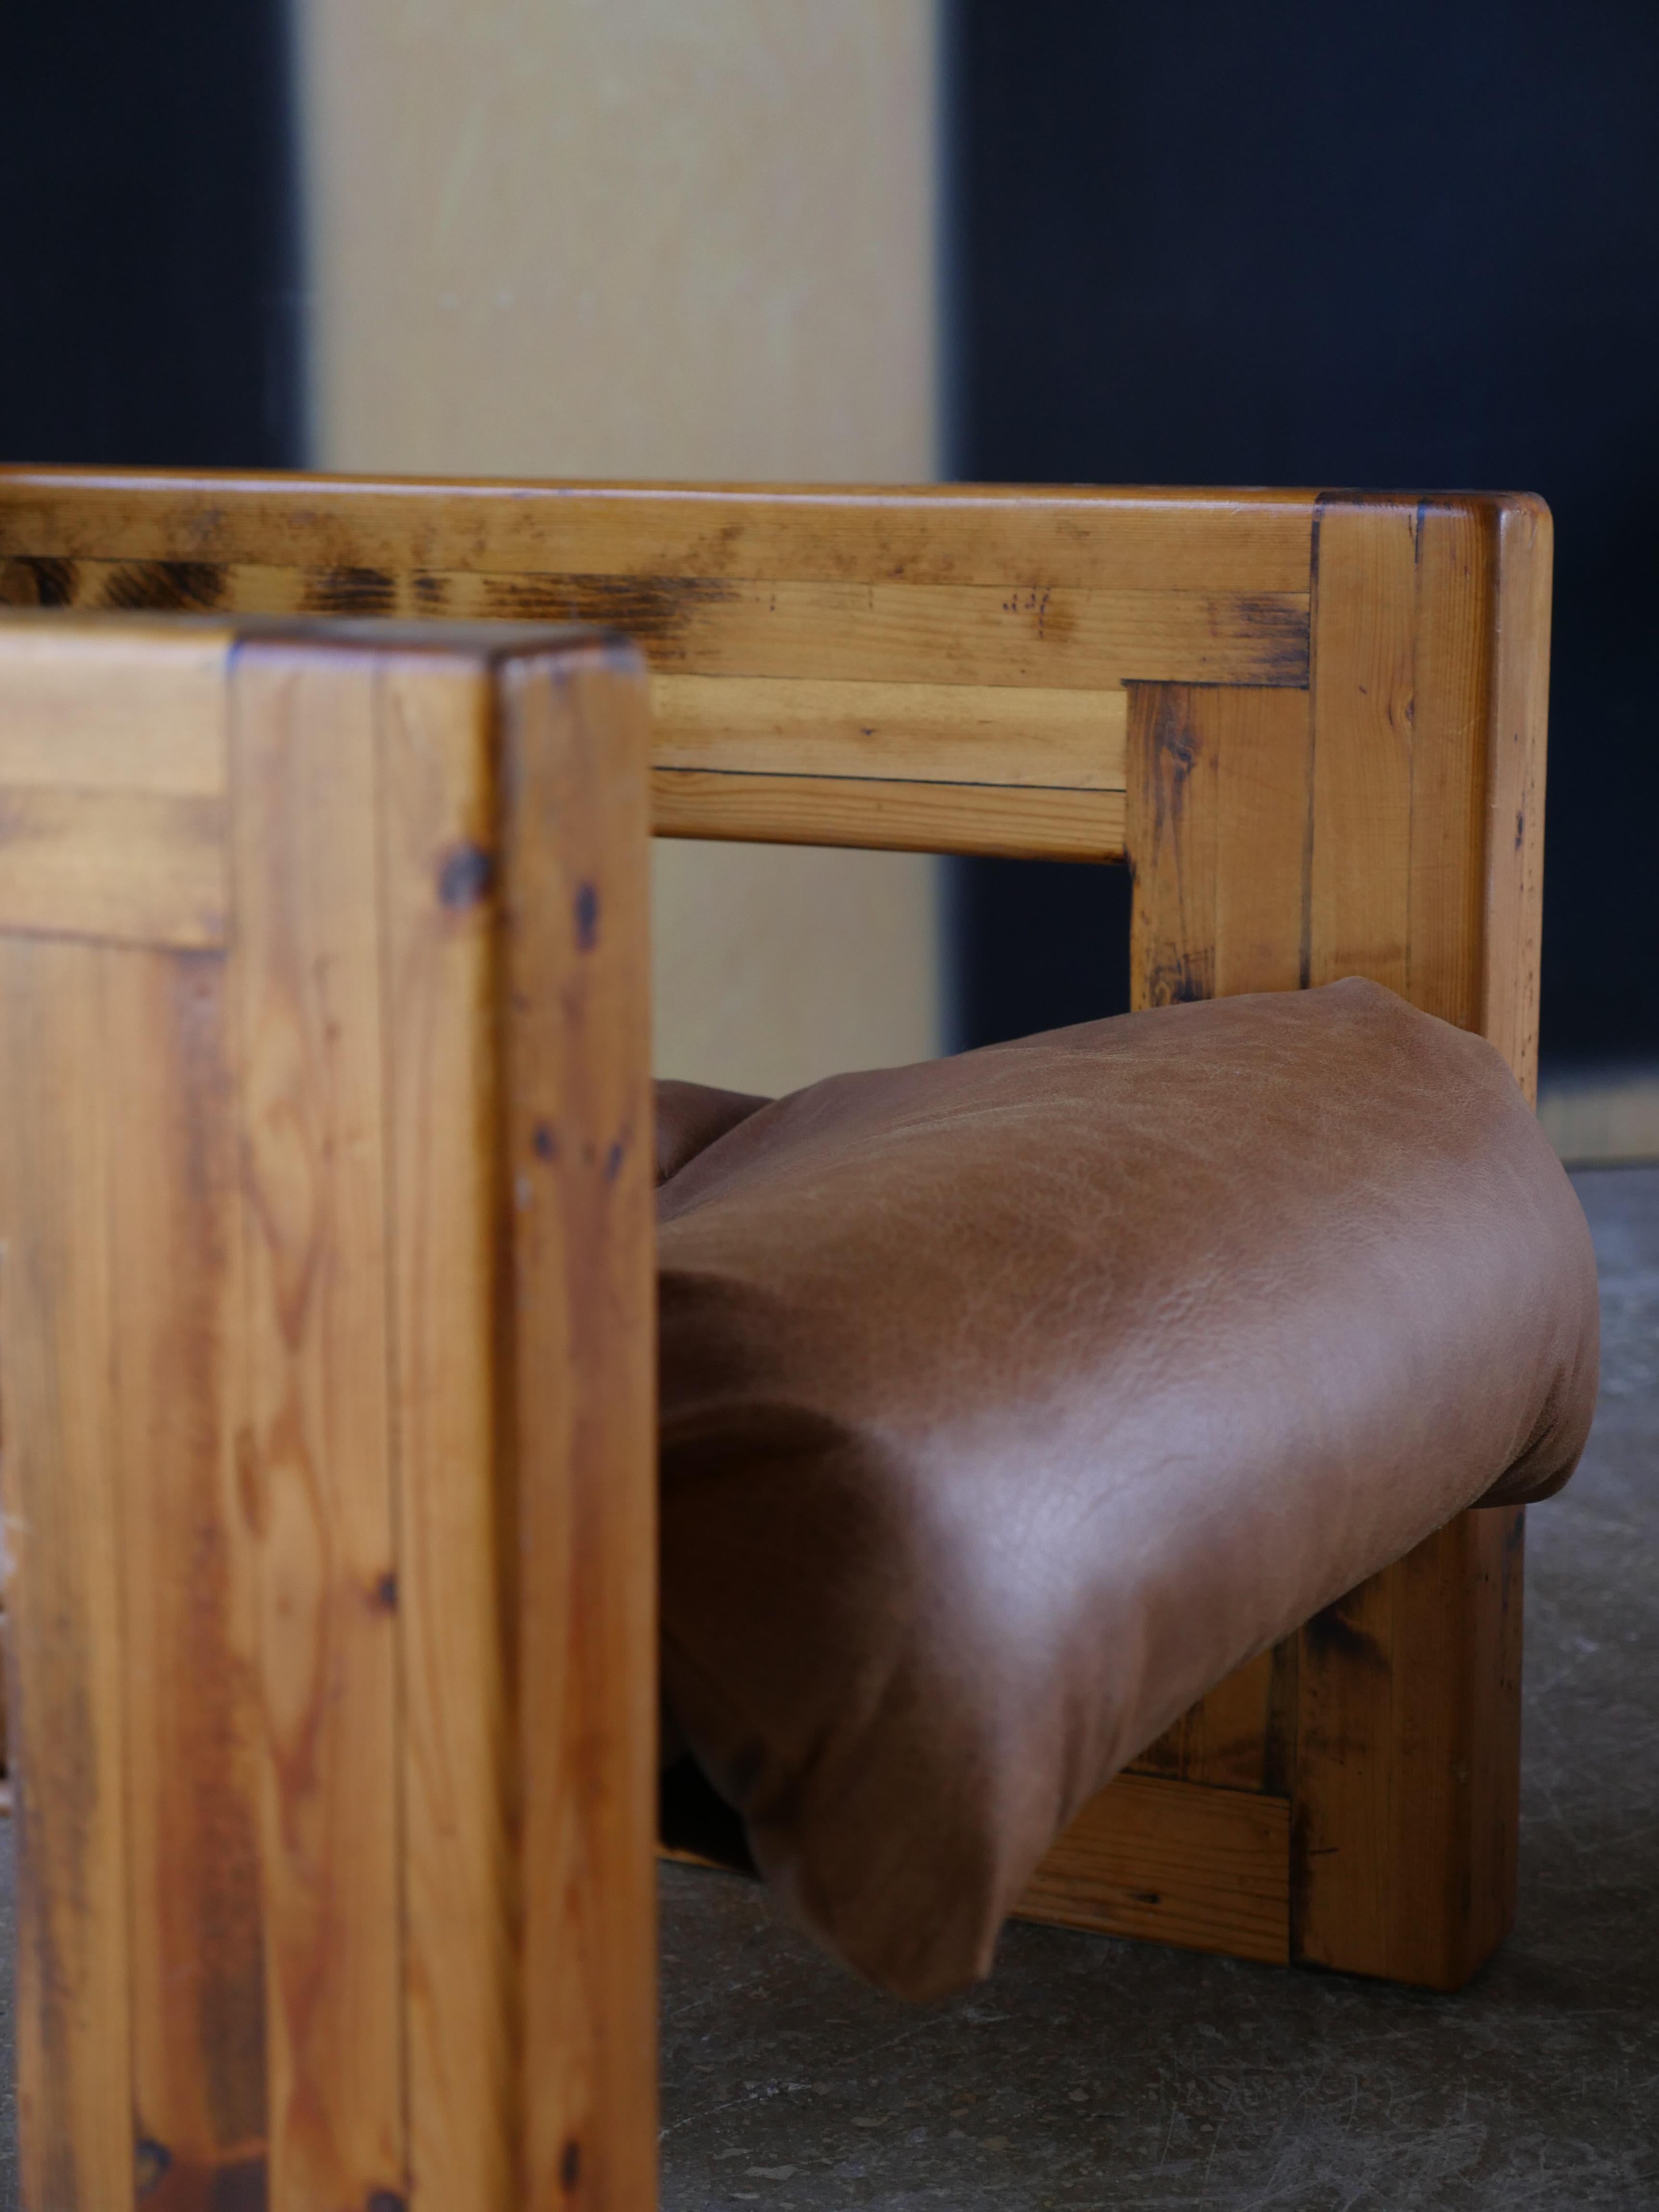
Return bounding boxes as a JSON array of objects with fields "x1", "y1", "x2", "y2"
[{"x1": 654, "y1": 979, "x2": 1599, "y2": 2000}]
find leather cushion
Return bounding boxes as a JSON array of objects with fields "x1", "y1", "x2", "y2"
[{"x1": 656, "y1": 981, "x2": 1599, "y2": 1999}]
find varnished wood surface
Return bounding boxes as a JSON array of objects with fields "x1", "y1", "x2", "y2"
[
  {"x1": 0, "y1": 469, "x2": 1319, "y2": 589},
  {"x1": 0, "y1": 469, "x2": 1553, "y2": 2020},
  {"x1": 108, "y1": 950, "x2": 267, "y2": 2206},
  {"x1": 0, "y1": 613, "x2": 656, "y2": 2208},
  {"x1": 377, "y1": 651, "x2": 517, "y2": 2212},
  {"x1": 1481, "y1": 496, "x2": 1553, "y2": 1103},
  {"x1": 650, "y1": 673, "x2": 1127, "y2": 788},
  {"x1": 0, "y1": 939, "x2": 137, "y2": 2211},
  {"x1": 232, "y1": 641, "x2": 408, "y2": 2206},
  {"x1": 0, "y1": 472, "x2": 1322, "y2": 861},
  {"x1": 1017, "y1": 1774, "x2": 1291, "y2": 1965},
  {"x1": 0, "y1": 614, "x2": 229, "y2": 946},
  {"x1": 500, "y1": 644, "x2": 657, "y2": 2211},
  {"x1": 650, "y1": 767, "x2": 1125, "y2": 860}
]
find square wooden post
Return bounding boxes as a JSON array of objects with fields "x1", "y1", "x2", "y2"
[{"x1": 0, "y1": 613, "x2": 657, "y2": 2209}]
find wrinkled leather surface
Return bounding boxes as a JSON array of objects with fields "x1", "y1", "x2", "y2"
[
  {"x1": 656, "y1": 1077, "x2": 770, "y2": 1189},
  {"x1": 656, "y1": 981, "x2": 1600, "y2": 2000}
]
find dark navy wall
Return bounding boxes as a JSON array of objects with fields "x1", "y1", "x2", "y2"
[
  {"x1": 948, "y1": 2, "x2": 1659, "y2": 1064},
  {"x1": 1, "y1": 3, "x2": 302, "y2": 469}
]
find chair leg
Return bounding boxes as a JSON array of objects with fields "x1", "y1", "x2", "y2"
[{"x1": 0, "y1": 619, "x2": 657, "y2": 2209}]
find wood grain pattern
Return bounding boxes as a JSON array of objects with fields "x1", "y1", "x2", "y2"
[
  {"x1": 0, "y1": 614, "x2": 228, "y2": 793},
  {"x1": 1293, "y1": 1508, "x2": 1525, "y2": 1987},
  {"x1": 650, "y1": 673, "x2": 1128, "y2": 788},
  {"x1": 652, "y1": 766, "x2": 1125, "y2": 860},
  {"x1": 7, "y1": 556, "x2": 1309, "y2": 693},
  {"x1": 1306, "y1": 497, "x2": 1419, "y2": 997},
  {"x1": 1212, "y1": 688, "x2": 1314, "y2": 998},
  {"x1": 1129, "y1": 1648, "x2": 1279, "y2": 1792},
  {"x1": 1283, "y1": 496, "x2": 1544, "y2": 1987},
  {"x1": 1481, "y1": 496, "x2": 1553, "y2": 1101},
  {"x1": 499, "y1": 642, "x2": 657, "y2": 2211},
  {"x1": 1127, "y1": 683, "x2": 1221, "y2": 1004},
  {"x1": 0, "y1": 616, "x2": 229, "y2": 948},
  {"x1": 1122, "y1": 681, "x2": 1311, "y2": 1827},
  {"x1": 0, "y1": 469, "x2": 1318, "y2": 591},
  {"x1": 0, "y1": 937, "x2": 136, "y2": 2211},
  {"x1": 229, "y1": 640, "x2": 406, "y2": 2210},
  {"x1": 1405, "y1": 504, "x2": 1493, "y2": 1030},
  {"x1": 106, "y1": 948, "x2": 270, "y2": 2210},
  {"x1": 1, "y1": 611, "x2": 659, "y2": 2204},
  {"x1": 1018, "y1": 1774, "x2": 1290, "y2": 1966},
  {"x1": 376, "y1": 651, "x2": 516, "y2": 2212},
  {"x1": 0, "y1": 783, "x2": 226, "y2": 949},
  {"x1": 1127, "y1": 682, "x2": 1312, "y2": 1009}
]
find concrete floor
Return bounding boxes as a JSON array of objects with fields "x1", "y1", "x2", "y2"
[{"x1": 2, "y1": 1168, "x2": 1656, "y2": 2207}]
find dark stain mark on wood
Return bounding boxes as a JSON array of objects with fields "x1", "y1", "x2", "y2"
[
  {"x1": 1130, "y1": 1888, "x2": 1163, "y2": 1907},
  {"x1": 437, "y1": 842, "x2": 494, "y2": 910},
  {"x1": 1228, "y1": 597, "x2": 1310, "y2": 685},
  {"x1": 574, "y1": 881, "x2": 600, "y2": 950},
  {"x1": 1129, "y1": 683, "x2": 1219, "y2": 1007},
  {"x1": 1126, "y1": 1724, "x2": 1183, "y2": 1779},
  {"x1": 133, "y1": 2142, "x2": 269, "y2": 2211},
  {"x1": 99, "y1": 560, "x2": 228, "y2": 613},
  {"x1": 480, "y1": 569, "x2": 737, "y2": 649},
  {"x1": 1302, "y1": 1597, "x2": 1387, "y2": 1671},
  {"x1": 1263, "y1": 1636, "x2": 1299, "y2": 1799},
  {"x1": 561, "y1": 2140, "x2": 583, "y2": 2190},
  {"x1": 140, "y1": 2147, "x2": 268, "y2": 2210},
  {"x1": 998, "y1": 585, "x2": 1072, "y2": 644},
  {"x1": 533, "y1": 1121, "x2": 558, "y2": 1163},
  {"x1": 365, "y1": 2193, "x2": 407, "y2": 2212},
  {"x1": 1146, "y1": 953, "x2": 1213, "y2": 1005},
  {"x1": 1149, "y1": 686, "x2": 1199, "y2": 789},
  {"x1": 605, "y1": 1138, "x2": 625, "y2": 1182},
  {"x1": 210, "y1": 2153, "x2": 270, "y2": 2212},
  {"x1": 373, "y1": 1571, "x2": 397, "y2": 1612},
  {"x1": 1515, "y1": 806, "x2": 1525, "y2": 853},
  {"x1": 411, "y1": 572, "x2": 451, "y2": 613},
  {"x1": 0, "y1": 555, "x2": 78, "y2": 606},
  {"x1": 300, "y1": 566, "x2": 399, "y2": 615},
  {"x1": 136, "y1": 2136, "x2": 173, "y2": 2193}
]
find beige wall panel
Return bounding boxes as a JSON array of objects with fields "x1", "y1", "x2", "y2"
[
  {"x1": 651, "y1": 837, "x2": 941, "y2": 1096},
  {"x1": 295, "y1": 0, "x2": 944, "y2": 1091}
]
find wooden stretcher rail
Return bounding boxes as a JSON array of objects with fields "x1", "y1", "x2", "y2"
[
  {"x1": 0, "y1": 469, "x2": 1320, "y2": 590},
  {"x1": 650, "y1": 769, "x2": 1125, "y2": 860},
  {"x1": 0, "y1": 472, "x2": 1319, "y2": 863}
]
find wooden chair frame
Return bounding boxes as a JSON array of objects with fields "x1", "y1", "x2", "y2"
[{"x1": 0, "y1": 469, "x2": 1551, "y2": 2206}]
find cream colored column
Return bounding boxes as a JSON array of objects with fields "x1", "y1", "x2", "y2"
[{"x1": 295, "y1": 0, "x2": 943, "y2": 1094}]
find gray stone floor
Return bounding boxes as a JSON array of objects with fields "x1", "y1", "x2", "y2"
[{"x1": 1, "y1": 1169, "x2": 1655, "y2": 2208}]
